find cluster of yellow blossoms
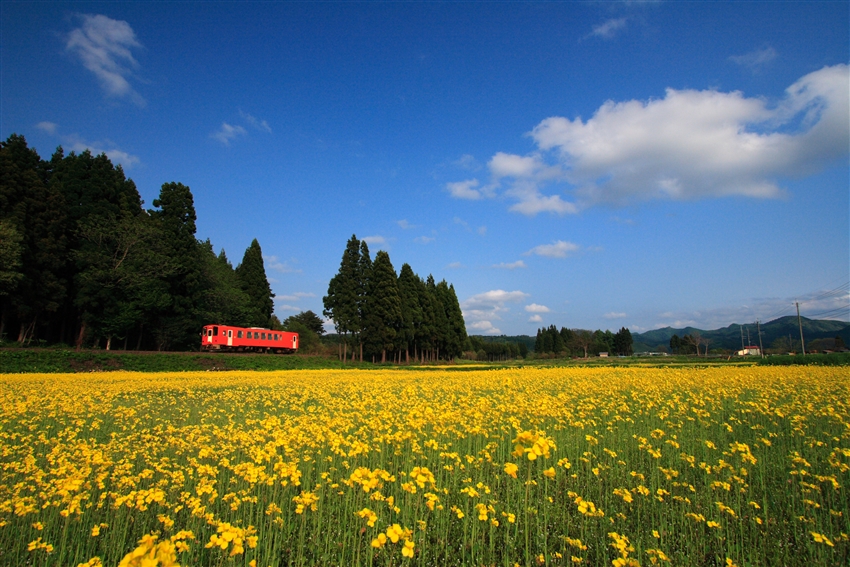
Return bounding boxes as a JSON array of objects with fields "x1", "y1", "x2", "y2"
[{"x1": 1, "y1": 365, "x2": 847, "y2": 566}]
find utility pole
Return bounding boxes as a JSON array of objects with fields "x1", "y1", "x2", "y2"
[
  {"x1": 796, "y1": 302, "x2": 806, "y2": 355},
  {"x1": 757, "y1": 320, "x2": 764, "y2": 358},
  {"x1": 741, "y1": 326, "x2": 745, "y2": 351}
]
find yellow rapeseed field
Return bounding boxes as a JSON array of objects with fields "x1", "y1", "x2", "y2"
[{"x1": 1, "y1": 366, "x2": 848, "y2": 566}]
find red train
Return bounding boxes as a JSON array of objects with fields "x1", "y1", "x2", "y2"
[{"x1": 201, "y1": 324, "x2": 299, "y2": 353}]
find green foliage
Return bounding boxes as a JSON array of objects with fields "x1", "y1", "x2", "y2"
[
  {"x1": 323, "y1": 237, "x2": 468, "y2": 363},
  {"x1": 757, "y1": 352, "x2": 850, "y2": 366},
  {"x1": 0, "y1": 349, "x2": 354, "y2": 373},
  {"x1": 0, "y1": 134, "x2": 296, "y2": 352},
  {"x1": 235, "y1": 239, "x2": 275, "y2": 327},
  {"x1": 282, "y1": 310, "x2": 325, "y2": 336}
]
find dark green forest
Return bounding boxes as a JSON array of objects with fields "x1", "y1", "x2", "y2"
[
  {"x1": 532, "y1": 325, "x2": 633, "y2": 358},
  {"x1": 0, "y1": 134, "x2": 278, "y2": 350},
  {"x1": 323, "y1": 235, "x2": 467, "y2": 364}
]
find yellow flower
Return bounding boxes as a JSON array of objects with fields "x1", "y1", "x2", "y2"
[
  {"x1": 543, "y1": 467, "x2": 556, "y2": 479},
  {"x1": 504, "y1": 462, "x2": 519, "y2": 478},
  {"x1": 402, "y1": 539, "x2": 415, "y2": 558}
]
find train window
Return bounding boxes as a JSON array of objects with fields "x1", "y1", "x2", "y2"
[
  {"x1": 261, "y1": 332, "x2": 266, "y2": 340},
  {"x1": 247, "y1": 331, "x2": 252, "y2": 339},
  {"x1": 237, "y1": 331, "x2": 243, "y2": 338},
  {"x1": 213, "y1": 326, "x2": 219, "y2": 336},
  {"x1": 274, "y1": 334, "x2": 279, "y2": 341},
  {"x1": 207, "y1": 329, "x2": 212, "y2": 337},
  {"x1": 228, "y1": 330, "x2": 232, "y2": 338}
]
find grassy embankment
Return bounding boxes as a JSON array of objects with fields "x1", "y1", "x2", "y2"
[{"x1": 1, "y1": 347, "x2": 847, "y2": 373}]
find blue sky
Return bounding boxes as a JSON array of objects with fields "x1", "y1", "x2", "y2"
[{"x1": 2, "y1": 1, "x2": 848, "y2": 335}]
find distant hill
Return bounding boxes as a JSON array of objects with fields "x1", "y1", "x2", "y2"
[
  {"x1": 469, "y1": 317, "x2": 849, "y2": 354},
  {"x1": 631, "y1": 316, "x2": 850, "y2": 353}
]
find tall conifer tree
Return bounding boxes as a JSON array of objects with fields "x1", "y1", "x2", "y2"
[{"x1": 235, "y1": 239, "x2": 275, "y2": 327}]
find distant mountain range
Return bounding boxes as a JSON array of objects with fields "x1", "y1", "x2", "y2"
[
  {"x1": 471, "y1": 317, "x2": 850, "y2": 353},
  {"x1": 630, "y1": 316, "x2": 849, "y2": 353}
]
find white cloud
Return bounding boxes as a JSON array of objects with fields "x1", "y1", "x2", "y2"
[
  {"x1": 525, "y1": 303, "x2": 551, "y2": 313},
  {"x1": 397, "y1": 219, "x2": 417, "y2": 230},
  {"x1": 275, "y1": 292, "x2": 315, "y2": 302},
  {"x1": 36, "y1": 121, "x2": 58, "y2": 135},
  {"x1": 450, "y1": 65, "x2": 850, "y2": 214},
  {"x1": 66, "y1": 135, "x2": 139, "y2": 167},
  {"x1": 489, "y1": 152, "x2": 542, "y2": 178},
  {"x1": 493, "y1": 260, "x2": 526, "y2": 270},
  {"x1": 211, "y1": 122, "x2": 247, "y2": 145},
  {"x1": 469, "y1": 320, "x2": 502, "y2": 335},
  {"x1": 415, "y1": 236, "x2": 435, "y2": 244},
  {"x1": 35, "y1": 124, "x2": 140, "y2": 167},
  {"x1": 446, "y1": 179, "x2": 483, "y2": 200},
  {"x1": 525, "y1": 240, "x2": 580, "y2": 258},
  {"x1": 264, "y1": 255, "x2": 302, "y2": 274},
  {"x1": 729, "y1": 46, "x2": 777, "y2": 69},
  {"x1": 446, "y1": 262, "x2": 465, "y2": 269},
  {"x1": 453, "y1": 153, "x2": 480, "y2": 171},
  {"x1": 603, "y1": 312, "x2": 628, "y2": 319},
  {"x1": 589, "y1": 18, "x2": 628, "y2": 40},
  {"x1": 528, "y1": 315, "x2": 543, "y2": 323},
  {"x1": 477, "y1": 226, "x2": 487, "y2": 236},
  {"x1": 239, "y1": 109, "x2": 272, "y2": 133},
  {"x1": 461, "y1": 290, "x2": 529, "y2": 336},
  {"x1": 652, "y1": 288, "x2": 849, "y2": 330},
  {"x1": 66, "y1": 14, "x2": 145, "y2": 105},
  {"x1": 361, "y1": 235, "x2": 387, "y2": 246}
]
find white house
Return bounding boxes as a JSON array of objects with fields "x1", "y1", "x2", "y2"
[{"x1": 736, "y1": 346, "x2": 761, "y2": 356}]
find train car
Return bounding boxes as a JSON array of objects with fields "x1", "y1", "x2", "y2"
[{"x1": 201, "y1": 324, "x2": 299, "y2": 353}]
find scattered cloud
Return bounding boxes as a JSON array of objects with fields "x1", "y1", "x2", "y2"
[
  {"x1": 589, "y1": 18, "x2": 628, "y2": 40},
  {"x1": 66, "y1": 14, "x2": 145, "y2": 105},
  {"x1": 211, "y1": 122, "x2": 247, "y2": 145},
  {"x1": 525, "y1": 240, "x2": 580, "y2": 258},
  {"x1": 461, "y1": 289, "x2": 529, "y2": 336},
  {"x1": 264, "y1": 255, "x2": 302, "y2": 274},
  {"x1": 603, "y1": 312, "x2": 628, "y2": 319},
  {"x1": 525, "y1": 304, "x2": 551, "y2": 313},
  {"x1": 729, "y1": 46, "x2": 777, "y2": 69},
  {"x1": 67, "y1": 135, "x2": 139, "y2": 167},
  {"x1": 275, "y1": 292, "x2": 315, "y2": 302},
  {"x1": 452, "y1": 153, "x2": 481, "y2": 171},
  {"x1": 397, "y1": 219, "x2": 417, "y2": 230},
  {"x1": 32, "y1": 123, "x2": 140, "y2": 168},
  {"x1": 468, "y1": 320, "x2": 502, "y2": 335},
  {"x1": 415, "y1": 236, "x2": 435, "y2": 244},
  {"x1": 446, "y1": 179, "x2": 483, "y2": 200},
  {"x1": 477, "y1": 226, "x2": 487, "y2": 236},
  {"x1": 361, "y1": 235, "x2": 387, "y2": 246},
  {"x1": 448, "y1": 65, "x2": 849, "y2": 214},
  {"x1": 446, "y1": 262, "x2": 465, "y2": 269},
  {"x1": 36, "y1": 121, "x2": 58, "y2": 135},
  {"x1": 650, "y1": 288, "x2": 849, "y2": 331},
  {"x1": 528, "y1": 314, "x2": 543, "y2": 323},
  {"x1": 239, "y1": 109, "x2": 272, "y2": 133},
  {"x1": 493, "y1": 260, "x2": 526, "y2": 270}
]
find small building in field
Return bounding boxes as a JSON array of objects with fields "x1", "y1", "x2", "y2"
[
  {"x1": 736, "y1": 346, "x2": 761, "y2": 356},
  {"x1": 599, "y1": 352, "x2": 609, "y2": 358}
]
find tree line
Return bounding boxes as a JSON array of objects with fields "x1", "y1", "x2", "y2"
[
  {"x1": 323, "y1": 235, "x2": 467, "y2": 364},
  {"x1": 534, "y1": 325, "x2": 633, "y2": 357},
  {"x1": 0, "y1": 134, "x2": 277, "y2": 350}
]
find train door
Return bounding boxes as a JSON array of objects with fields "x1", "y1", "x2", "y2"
[
  {"x1": 227, "y1": 329, "x2": 233, "y2": 347},
  {"x1": 292, "y1": 335, "x2": 298, "y2": 350}
]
